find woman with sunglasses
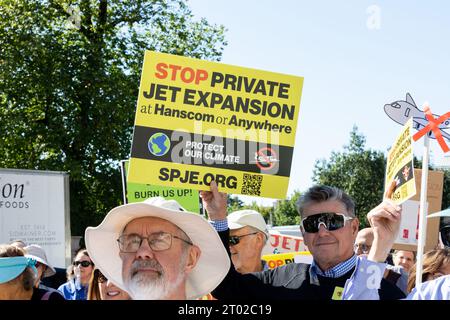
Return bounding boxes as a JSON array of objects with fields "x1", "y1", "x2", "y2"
[
  {"x1": 58, "y1": 249, "x2": 94, "y2": 300},
  {"x1": 87, "y1": 268, "x2": 130, "y2": 300}
]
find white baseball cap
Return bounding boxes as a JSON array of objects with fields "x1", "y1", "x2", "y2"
[
  {"x1": 227, "y1": 209, "x2": 269, "y2": 238},
  {"x1": 85, "y1": 197, "x2": 230, "y2": 300}
]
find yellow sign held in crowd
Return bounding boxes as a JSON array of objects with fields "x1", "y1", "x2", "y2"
[
  {"x1": 128, "y1": 51, "x2": 304, "y2": 198},
  {"x1": 385, "y1": 118, "x2": 416, "y2": 204}
]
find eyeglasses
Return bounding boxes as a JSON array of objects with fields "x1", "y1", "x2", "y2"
[
  {"x1": 354, "y1": 243, "x2": 372, "y2": 254},
  {"x1": 301, "y1": 212, "x2": 354, "y2": 233},
  {"x1": 229, "y1": 232, "x2": 259, "y2": 246},
  {"x1": 117, "y1": 232, "x2": 193, "y2": 253},
  {"x1": 73, "y1": 260, "x2": 93, "y2": 268}
]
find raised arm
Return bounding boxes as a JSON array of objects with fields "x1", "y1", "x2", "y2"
[
  {"x1": 367, "y1": 180, "x2": 402, "y2": 262},
  {"x1": 200, "y1": 180, "x2": 228, "y2": 221}
]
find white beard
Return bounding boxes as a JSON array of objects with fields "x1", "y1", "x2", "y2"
[
  {"x1": 125, "y1": 256, "x2": 187, "y2": 300},
  {"x1": 127, "y1": 270, "x2": 184, "y2": 300}
]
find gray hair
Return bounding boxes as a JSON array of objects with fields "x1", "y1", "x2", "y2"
[
  {"x1": 296, "y1": 185, "x2": 356, "y2": 218},
  {"x1": 247, "y1": 226, "x2": 269, "y2": 245}
]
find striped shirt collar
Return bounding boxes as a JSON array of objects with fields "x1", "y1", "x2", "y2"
[{"x1": 310, "y1": 254, "x2": 357, "y2": 281}]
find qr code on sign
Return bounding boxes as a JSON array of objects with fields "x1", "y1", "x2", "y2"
[{"x1": 241, "y1": 173, "x2": 263, "y2": 196}]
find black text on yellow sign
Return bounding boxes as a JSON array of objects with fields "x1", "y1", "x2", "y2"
[
  {"x1": 135, "y1": 51, "x2": 303, "y2": 146},
  {"x1": 385, "y1": 118, "x2": 416, "y2": 205},
  {"x1": 128, "y1": 51, "x2": 303, "y2": 199},
  {"x1": 130, "y1": 158, "x2": 290, "y2": 199}
]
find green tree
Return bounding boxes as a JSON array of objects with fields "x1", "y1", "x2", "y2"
[
  {"x1": 239, "y1": 200, "x2": 274, "y2": 225},
  {"x1": 0, "y1": 0, "x2": 226, "y2": 236},
  {"x1": 312, "y1": 126, "x2": 386, "y2": 228},
  {"x1": 271, "y1": 190, "x2": 302, "y2": 226},
  {"x1": 227, "y1": 196, "x2": 244, "y2": 213}
]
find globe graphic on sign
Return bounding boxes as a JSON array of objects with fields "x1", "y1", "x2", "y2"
[{"x1": 148, "y1": 133, "x2": 170, "y2": 156}]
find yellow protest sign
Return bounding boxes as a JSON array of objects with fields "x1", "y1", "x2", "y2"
[
  {"x1": 385, "y1": 118, "x2": 416, "y2": 204},
  {"x1": 128, "y1": 51, "x2": 304, "y2": 198},
  {"x1": 261, "y1": 251, "x2": 311, "y2": 269}
]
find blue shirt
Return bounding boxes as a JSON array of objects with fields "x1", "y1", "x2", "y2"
[
  {"x1": 57, "y1": 278, "x2": 88, "y2": 300},
  {"x1": 341, "y1": 257, "x2": 387, "y2": 300},
  {"x1": 310, "y1": 254, "x2": 357, "y2": 279},
  {"x1": 406, "y1": 275, "x2": 450, "y2": 300},
  {"x1": 210, "y1": 219, "x2": 229, "y2": 232},
  {"x1": 342, "y1": 261, "x2": 450, "y2": 300}
]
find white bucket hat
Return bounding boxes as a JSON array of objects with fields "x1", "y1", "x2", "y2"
[
  {"x1": 24, "y1": 244, "x2": 56, "y2": 278},
  {"x1": 228, "y1": 209, "x2": 269, "y2": 238},
  {"x1": 85, "y1": 197, "x2": 230, "y2": 300}
]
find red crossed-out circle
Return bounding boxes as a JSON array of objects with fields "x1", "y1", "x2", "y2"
[
  {"x1": 412, "y1": 105, "x2": 450, "y2": 153},
  {"x1": 255, "y1": 147, "x2": 278, "y2": 171}
]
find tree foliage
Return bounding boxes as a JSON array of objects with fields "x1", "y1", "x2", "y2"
[
  {"x1": 231, "y1": 191, "x2": 301, "y2": 227},
  {"x1": 270, "y1": 191, "x2": 302, "y2": 226},
  {"x1": 312, "y1": 126, "x2": 386, "y2": 228},
  {"x1": 227, "y1": 196, "x2": 244, "y2": 213},
  {"x1": 0, "y1": 0, "x2": 226, "y2": 235}
]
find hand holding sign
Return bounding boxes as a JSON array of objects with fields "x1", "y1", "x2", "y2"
[
  {"x1": 200, "y1": 181, "x2": 227, "y2": 221},
  {"x1": 384, "y1": 179, "x2": 397, "y2": 200},
  {"x1": 367, "y1": 198, "x2": 402, "y2": 263}
]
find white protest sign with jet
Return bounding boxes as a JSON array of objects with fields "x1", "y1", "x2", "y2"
[
  {"x1": 384, "y1": 93, "x2": 450, "y2": 288},
  {"x1": 384, "y1": 93, "x2": 450, "y2": 140}
]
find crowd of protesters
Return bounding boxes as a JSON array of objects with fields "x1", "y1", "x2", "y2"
[{"x1": 1, "y1": 183, "x2": 449, "y2": 300}]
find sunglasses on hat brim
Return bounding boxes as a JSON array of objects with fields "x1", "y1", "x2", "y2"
[{"x1": 301, "y1": 212, "x2": 354, "y2": 233}]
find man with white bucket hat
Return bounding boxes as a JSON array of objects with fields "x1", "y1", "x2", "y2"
[{"x1": 85, "y1": 197, "x2": 229, "y2": 300}]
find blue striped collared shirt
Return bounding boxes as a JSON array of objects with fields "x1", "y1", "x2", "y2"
[
  {"x1": 210, "y1": 218, "x2": 229, "y2": 232},
  {"x1": 311, "y1": 254, "x2": 357, "y2": 278}
]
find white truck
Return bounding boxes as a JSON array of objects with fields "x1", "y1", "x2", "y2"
[{"x1": 0, "y1": 168, "x2": 71, "y2": 268}]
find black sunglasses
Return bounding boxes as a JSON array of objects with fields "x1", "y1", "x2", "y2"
[
  {"x1": 229, "y1": 232, "x2": 259, "y2": 246},
  {"x1": 301, "y1": 212, "x2": 354, "y2": 233},
  {"x1": 73, "y1": 260, "x2": 93, "y2": 268}
]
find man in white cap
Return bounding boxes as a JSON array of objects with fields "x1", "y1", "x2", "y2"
[
  {"x1": 227, "y1": 210, "x2": 269, "y2": 274},
  {"x1": 85, "y1": 197, "x2": 229, "y2": 300}
]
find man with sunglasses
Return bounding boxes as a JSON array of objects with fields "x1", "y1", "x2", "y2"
[
  {"x1": 354, "y1": 228, "x2": 374, "y2": 257},
  {"x1": 85, "y1": 197, "x2": 229, "y2": 300},
  {"x1": 202, "y1": 182, "x2": 406, "y2": 300},
  {"x1": 227, "y1": 210, "x2": 270, "y2": 274}
]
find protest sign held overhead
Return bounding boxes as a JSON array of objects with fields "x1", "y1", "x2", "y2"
[
  {"x1": 384, "y1": 118, "x2": 416, "y2": 204},
  {"x1": 120, "y1": 160, "x2": 202, "y2": 214},
  {"x1": 128, "y1": 51, "x2": 304, "y2": 198}
]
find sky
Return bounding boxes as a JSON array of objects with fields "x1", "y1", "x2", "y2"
[{"x1": 187, "y1": 0, "x2": 450, "y2": 206}]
